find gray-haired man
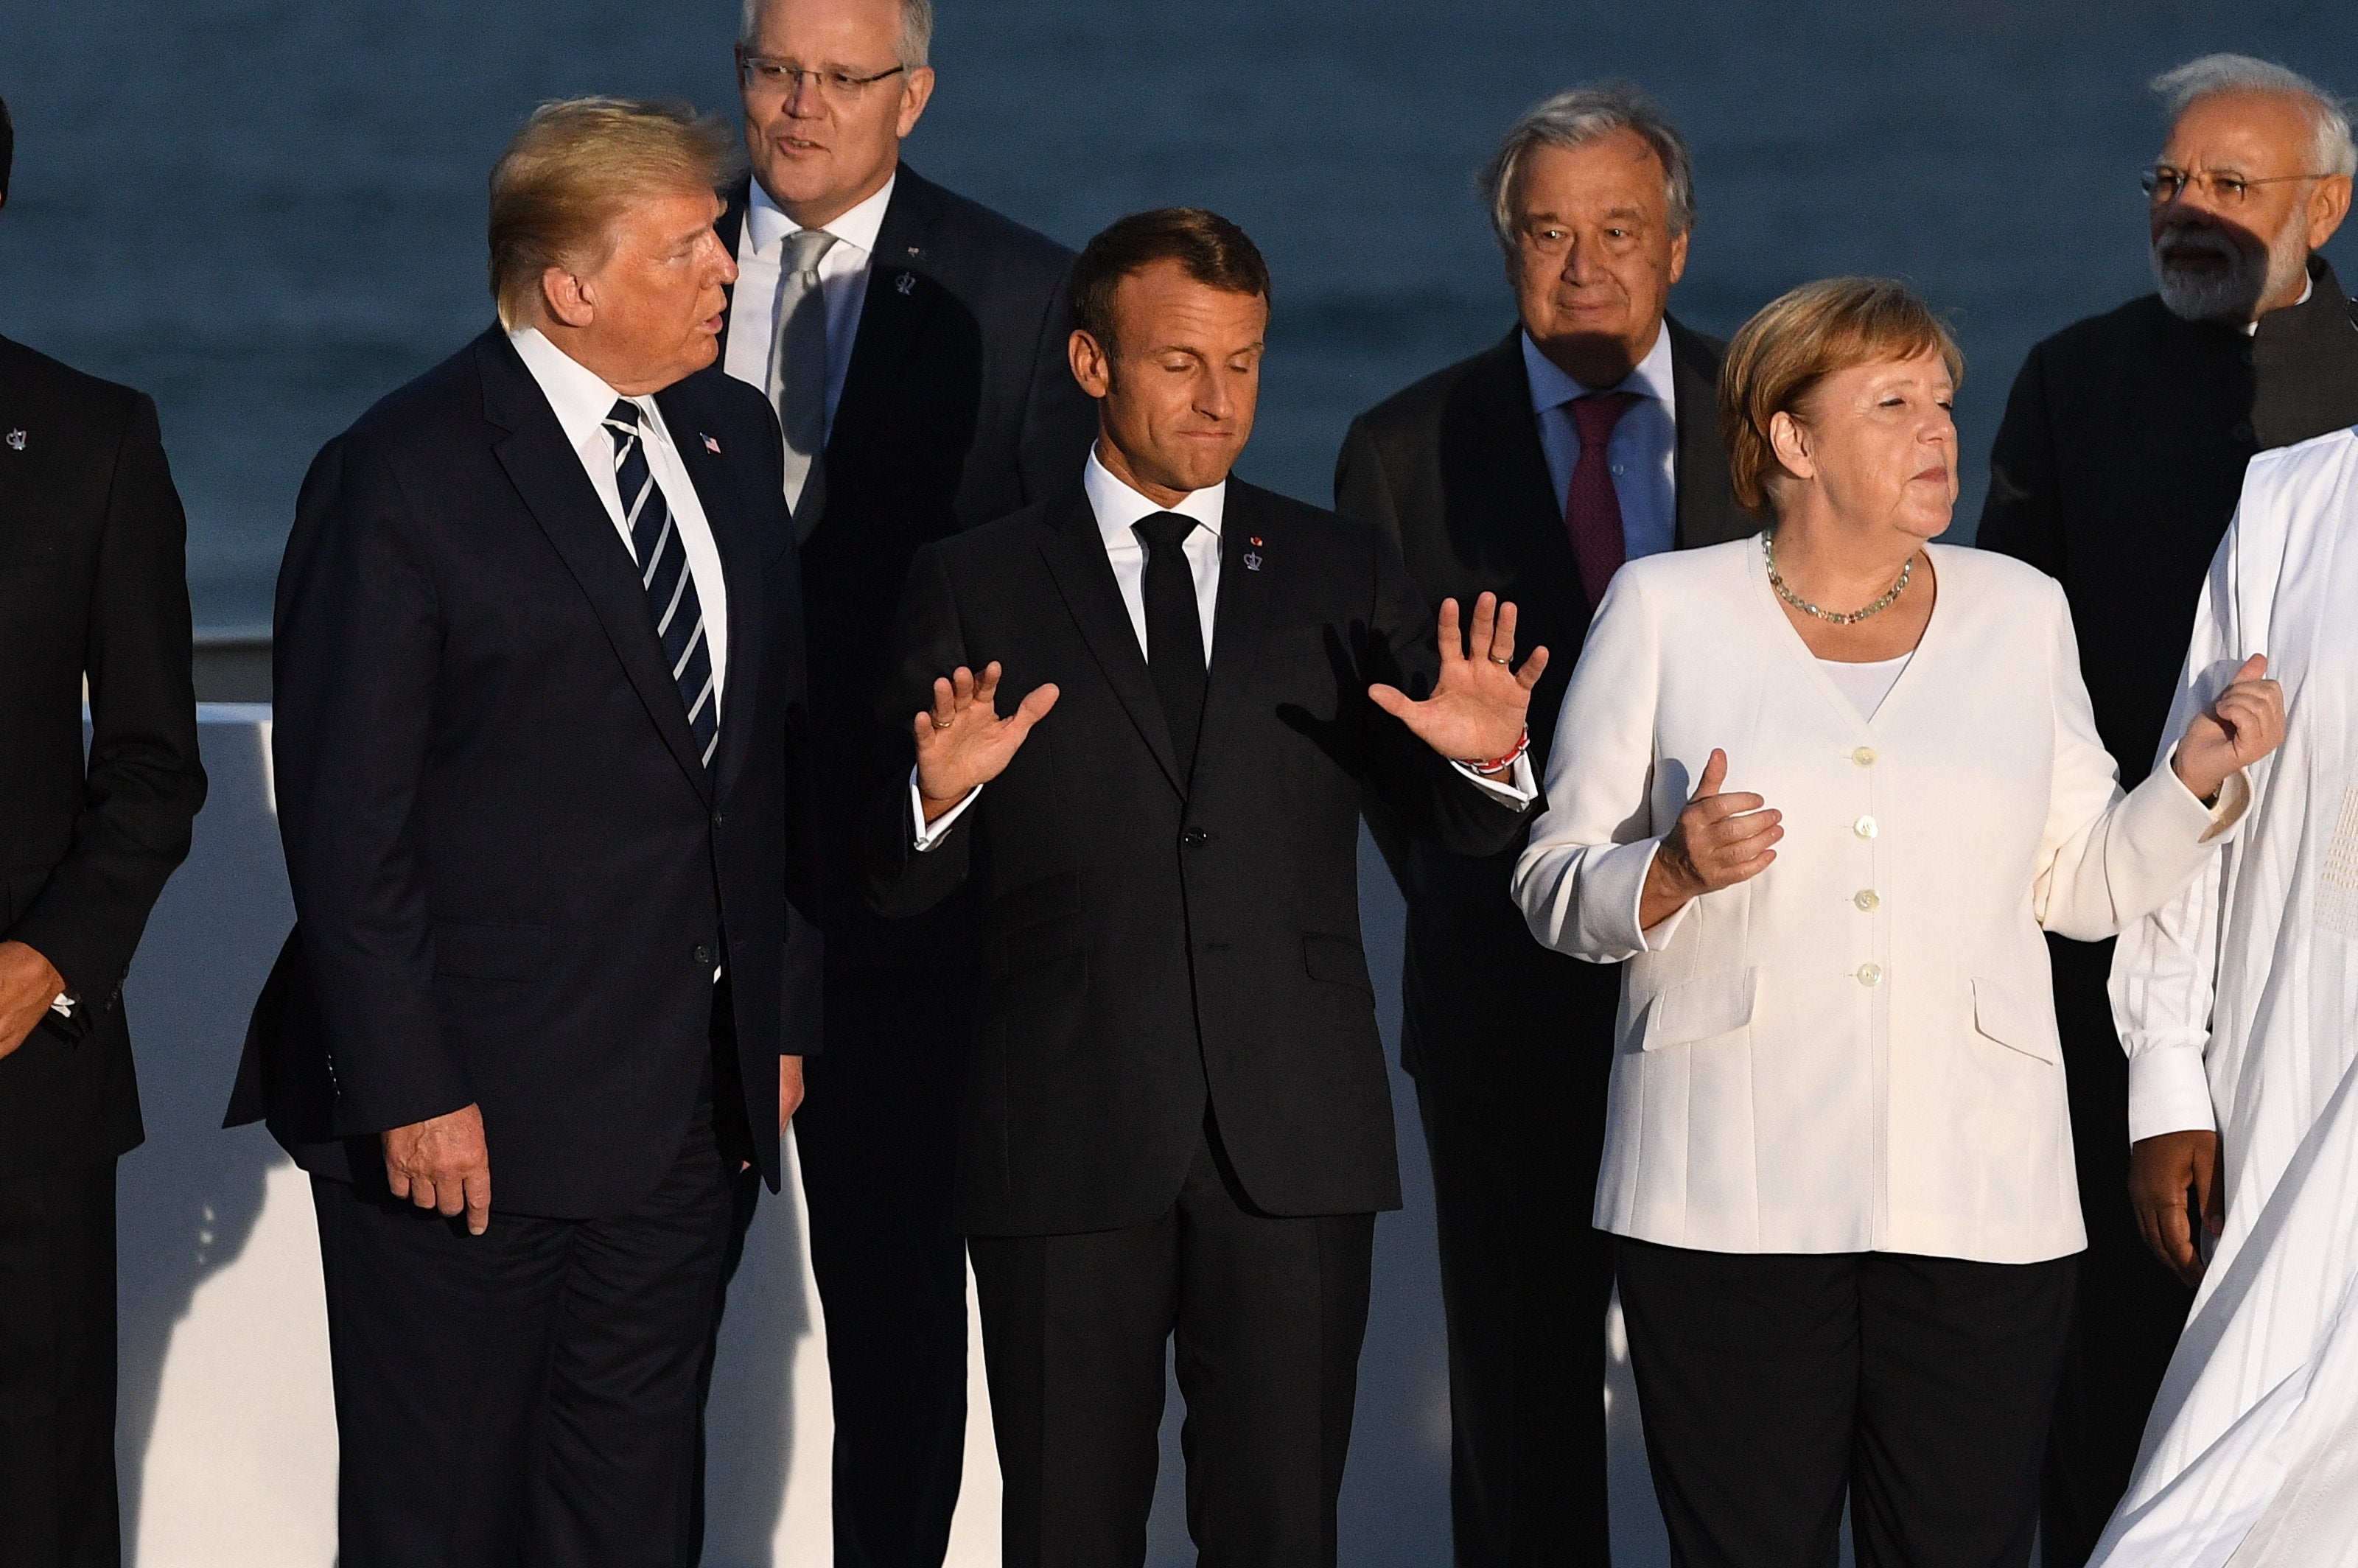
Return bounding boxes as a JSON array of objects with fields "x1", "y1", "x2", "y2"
[{"x1": 1334, "y1": 82, "x2": 1752, "y2": 1565}]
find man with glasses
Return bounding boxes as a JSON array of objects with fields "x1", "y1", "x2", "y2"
[
  {"x1": 713, "y1": 4, "x2": 1095, "y2": 1566},
  {"x1": 1979, "y1": 53, "x2": 2358, "y2": 1568}
]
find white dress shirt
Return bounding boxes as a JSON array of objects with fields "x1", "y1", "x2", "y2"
[
  {"x1": 913, "y1": 449, "x2": 1535, "y2": 846},
  {"x1": 1523, "y1": 323, "x2": 1679, "y2": 561},
  {"x1": 721, "y1": 173, "x2": 897, "y2": 434},
  {"x1": 508, "y1": 326, "x2": 730, "y2": 707}
]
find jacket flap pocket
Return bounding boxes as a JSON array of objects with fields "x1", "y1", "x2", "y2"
[
  {"x1": 1303, "y1": 933, "x2": 1372, "y2": 993},
  {"x1": 991, "y1": 872, "x2": 1082, "y2": 939},
  {"x1": 433, "y1": 921, "x2": 550, "y2": 981},
  {"x1": 1642, "y1": 968, "x2": 1758, "y2": 1051},
  {"x1": 1970, "y1": 977, "x2": 2059, "y2": 1064}
]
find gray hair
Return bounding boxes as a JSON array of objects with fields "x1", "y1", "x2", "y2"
[
  {"x1": 738, "y1": 0, "x2": 934, "y2": 69},
  {"x1": 2151, "y1": 54, "x2": 2357, "y2": 178},
  {"x1": 1479, "y1": 82, "x2": 1696, "y2": 249}
]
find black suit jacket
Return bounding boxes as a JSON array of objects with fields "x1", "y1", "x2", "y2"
[
  {"x1": 0, "y1": 335, "x2": 207, "y2": 1179},
  {"x1": 231, "y1": 330, "x2": 820, "y2": 1219},
  {"x1": 718, "y1": 167, "x2": 1097, "y2": 945},
  {"x1": 867, "y1": 482, "x2": 1534, "y2": 1236},
  {"x1": 1332, "y1": 318, "x2": 1753, "y2": 1099},
  {"x1": 1979, "y1": 257, "x2": 2358, "y2": 783}
]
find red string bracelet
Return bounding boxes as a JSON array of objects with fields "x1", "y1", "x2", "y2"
[{"x1": 1459, "y1": 725, "x2": 1531, "y2": 777}]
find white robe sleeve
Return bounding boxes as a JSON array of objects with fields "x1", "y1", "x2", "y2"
[{"x1": 2110, "y1": 517, "x2": 2251, "y2": 1141}]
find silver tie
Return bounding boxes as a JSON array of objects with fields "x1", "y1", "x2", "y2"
[{"x1": 771, "y1": 227, "x2": 839, "y2": 528}]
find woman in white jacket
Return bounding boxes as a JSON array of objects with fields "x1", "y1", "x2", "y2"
[{"x1": 1512, "y1": 277, "x2": 2282, "y2": 1568}]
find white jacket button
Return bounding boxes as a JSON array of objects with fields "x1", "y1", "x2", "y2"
[
  {"x1": 1852, "y1": 746, "x2": 1878, "y2": 768},
  {"x1": 1857, "y1": 963, "x2": 1883, "y2": 987},
  {"x1": 1853, "y1": 815, "x2": 1878, "y2": 839},
  {"x1": 1855, "y1": 889, "x2": 1881, "y2": 912}
]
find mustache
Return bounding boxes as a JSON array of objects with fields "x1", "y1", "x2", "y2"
[{"x1": 2153, "y1": 228, "x2": 2242, "y2": 265}]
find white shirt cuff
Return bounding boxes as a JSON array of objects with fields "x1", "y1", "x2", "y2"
[
  {"x1": 49, "y1": 992, "x2": 74, "y2": 1018},
  {"x1": 2128, "y1": 1043, "x2": 2217, "y2": 1143},
  {"x1": 1451, "y1": 750, "x2": 1537, "y2": 808},
  {"x1": 911, "y1": 769, "x2": 982, "y2": 852}
]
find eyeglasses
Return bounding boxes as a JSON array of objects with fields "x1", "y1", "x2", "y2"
[
  {"x1": 736, "y1": 51, "x2": 907, "y2": 104},
  {"x1": 2140, "y1": 164, "x2": 2330, "y2": 208}
]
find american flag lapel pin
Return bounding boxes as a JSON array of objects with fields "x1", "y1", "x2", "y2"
[{"x1": 702, "y1": 433, "x2": 721, "y2": 454}]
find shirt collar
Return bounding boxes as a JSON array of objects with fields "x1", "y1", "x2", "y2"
[
  {"x1": 508, "y1": 326, "x2": 650, "y2": 452},
  {"x1": 746, "y1": 171, "x2": 896, "y2": 262},
  {"x1": 1084, "y1": 444, "x2": 1225, "y2": 550},
  {"x1": 1520, "y1": 321, "x2": 1675, "y2": 413}
]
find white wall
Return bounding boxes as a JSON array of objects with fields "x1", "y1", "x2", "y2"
[{"x1": 116, "y1": 710, "x2": 1675, "y2": 1567}]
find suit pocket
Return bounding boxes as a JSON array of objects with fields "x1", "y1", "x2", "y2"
[
  {"x1": 982, "y1": 874, "x2": 1087, "y2": 1024},
  {"x1": 1970, "y1": 977, "x2": 2060, "y2": 1065},
  {"x1": 1642, "y1": 968, "x2": 1758, "y2": 1051},
  {"x1": 432, "y1": 921, "x2": 550, "y2": 981},
  {"x1": 1302, "y1": 933, "x2": 1372, "y2": 994}
]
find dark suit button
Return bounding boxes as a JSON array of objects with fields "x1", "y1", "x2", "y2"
[
  {"x1": 2232, "y1": 421, "x2": 2256, "y2": 444},
  {"x1": 711, "y1": 811, "x2": 724, "y2": 830},
  {"x1": 1182, "y1": 827, "x2": 1210, "y2": 849},
  {"x1": 693, "y1": 942, "x2": 714, "y2": 966}
]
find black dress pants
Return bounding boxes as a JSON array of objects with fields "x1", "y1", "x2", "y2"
[
  {"x1": 0, "y1": 1161, "x2": 119, "y2": 1568},
  {"x1": 1615, "y1": 1239, "x2": 2075, "y2": 1568},
  {"x1": 1416, "y1": 1079, "x2": 1617, "y2": 1567},
  {"x1": 967, "y1": 1127, "x2": 1376, "y2": 1568},
  {"x1": 314, "y1": 1088, "x2": 735, "y2": 1568},
  {"x1": 2038, "y1": 937, "x2": 2194, "y2": 1568}
]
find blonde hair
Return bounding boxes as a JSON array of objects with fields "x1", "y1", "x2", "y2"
[
  {"x1": 1718, "y1": 277, "x2": 1963, "y2": 517},
  {"x1": 487, "y1": 97, "x2": 738, "y2": 330}
]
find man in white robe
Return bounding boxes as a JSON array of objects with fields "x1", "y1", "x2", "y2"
[{"x1": 2101, "y1": 421, "x2": 2358, "y2": 1566}]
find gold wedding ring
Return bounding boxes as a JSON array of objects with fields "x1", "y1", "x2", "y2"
[
  {"x1": 1488, "y1": 655, "x2": 1511, "y2": 665},
  {"x1": 931, "y1": 716, "x2": 954, "y2": 730}
]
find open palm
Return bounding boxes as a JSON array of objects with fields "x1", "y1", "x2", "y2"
[
  {"x1": 912, "y1": 662, "x2": 1060, "y2": 819},
  {"x1": 1369, "y1": 593, "x2": 1546, "y2": 766}
]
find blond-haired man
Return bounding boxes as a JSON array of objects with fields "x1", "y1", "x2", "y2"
[{"x1": 234, "y1": 99, "x2": 821, "y2": 1567}]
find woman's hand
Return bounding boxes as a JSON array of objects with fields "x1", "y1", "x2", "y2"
[
  {"x1": 1640, "y1": 749, "x2": 1781, "y2": 931},
  {"x1": 2172, "y1": 655, "x2": 2284, "y2": 804}
]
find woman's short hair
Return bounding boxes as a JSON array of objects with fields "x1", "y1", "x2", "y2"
[
  {"x1": 488, "y1": 97, "x2": 738, "y2": 331},
  {"x1": 1718, "y1": 277, "x2": 1964, "y2": 517},
  {"x1": 1068, "y1": 208, "x2": 1270, "y2": 358}
]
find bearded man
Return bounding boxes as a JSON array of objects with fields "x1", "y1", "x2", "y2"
[{"x1": 1976, "y1": 52, "x2": 2358, "y2": 1568}]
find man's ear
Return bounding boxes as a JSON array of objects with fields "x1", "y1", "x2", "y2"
[
  {"x1": 2306, "y1": 173, "x2": 2353, "y2": 251},
  {"x1": 1068, "y1": 329, "x2": 1111, "y2": 399},
  {"x1": 541, "y1": 266, "x2": 595, "y2": 330}
]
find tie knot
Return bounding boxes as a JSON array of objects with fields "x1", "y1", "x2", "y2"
[
  {"x1": 604, "y1": 398, "x2": 642, "y2": 433},
  {"x1": 1133, "y1": 513, "x2": 1197, "y2": 554},
  {"x1": 787, "y1": 227, "x2": 839, "y2": 278},
  {"x1": 1570, "y1": 390, "x2": 1642, "y2": 443}
]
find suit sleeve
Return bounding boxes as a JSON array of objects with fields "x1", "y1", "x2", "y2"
[
  {"x1": 272, "y1": 435, "x2": 472, "y2": 1135},
  {"x1": 1978, "y1": 343, "x2": 2065, "y2": 575},
  {"x1": 1355, "y1": 529, "x2": 1534, "y2": 858},
  {"x1": 10, "y1": 393, "x2": 208, "y2": 1021},
  {"x1": 1013, "y1": 259, "x2": 1099, "y2": 505},
  {"x1": 867, "y1": 543, "x2": 977, "y2": 917},
  {"x1": 1332, "y1": 416, "x2": 1418, "y2": 883}
]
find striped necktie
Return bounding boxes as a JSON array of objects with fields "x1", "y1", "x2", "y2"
[{"x1": 605, "y1": 399, "x2": 719, "y2": 768}]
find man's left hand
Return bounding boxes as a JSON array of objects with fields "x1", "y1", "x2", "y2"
[
  {"x1": 0, "y1": 940, "x2": 68, "y2": 1063},
  {"x1": 1368, "y1": 593, "x2": 1547, "y2": 771},
  {"x1": 780, "y1": 1054, "x2": 805, "y2": 1134}
]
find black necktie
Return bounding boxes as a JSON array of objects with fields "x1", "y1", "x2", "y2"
[
  {"x1": 1133, "y1": 512, "x2": 1207, "y2": 781},
  {"x1": 604, "y1": 399, "x2": 719, "y2": 769}
]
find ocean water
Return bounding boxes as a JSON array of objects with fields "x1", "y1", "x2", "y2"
[{"x1": 3, "y1": 0, "x2": 2352, "y2": 631}]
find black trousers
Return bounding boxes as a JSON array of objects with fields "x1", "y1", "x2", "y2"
[
  {"x1": 2039, "y1": 937, "x2": 2194, "y2": 1568},
  {"x1": 967, "y1": 1127, "x2": 1376, "y2": 1568},
  {"x1": 1416, "y1": 1079, "x2": 1616, "y2": 1567},
  {"x1": 315, "y1": 1088, "x2": 735, "y2": 1568},
  {"x1": 0, "y1": 1161, "x2": 119, "y2": 1568},
  {"x1": 1615, "y1": 1239, "x2": 2075, "y2": 1568}
]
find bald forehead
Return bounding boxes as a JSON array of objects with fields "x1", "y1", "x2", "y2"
[{"x1": 2166, "y1": 89, "x2": 2323, "y2": 167}]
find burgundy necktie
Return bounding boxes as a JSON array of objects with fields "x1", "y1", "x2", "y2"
[{"x1": 1564, "y1": 391, "x2": 1642, "y2": 607}]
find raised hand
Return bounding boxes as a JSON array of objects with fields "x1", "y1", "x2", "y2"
[
  {"x1": 1640, "y1": 749, "x2": 1781, "y2": 930},
  {"x1": 913, "y1": 662, "x2": 1060, "y2": 824},
  {"x1": 2172, "y1": 654, "x2": 2284, "y2": 802},
  {"x1": 1368, "y1": 593, "x2": 1548, "y2": 770}
]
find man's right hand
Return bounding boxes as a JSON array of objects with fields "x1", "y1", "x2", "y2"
[
  {"x1": 384, "y1": 1104, "x2": 492, "y2": 1236},
  {"x1": 912, "y1": 662, "x2": 1059, "y2": 824},
  {"x1": 2130, "y1": 1128, "x2": 2223, "y2": 1287}
]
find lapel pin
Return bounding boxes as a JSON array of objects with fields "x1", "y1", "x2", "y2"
[
  {"x1": 906, "y1": 245, "x2": 923, "y2": 257},
  {"x1": 1244, "y1": 550, "x2": 1264, "y2": 572},
  {"x1": 702, "y1": 433, "x2": 722, "y2": 454},
  {"x1": 895, "y1": 271, "x2": 917, "y2": 295},
  {"x1": 4, "y1": 430, "x2": 24, "y2": 451}
]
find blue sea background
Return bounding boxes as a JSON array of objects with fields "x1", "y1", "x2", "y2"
[{"x1": 4, "y1": 4, "x2": 2355, "y2": 1564}]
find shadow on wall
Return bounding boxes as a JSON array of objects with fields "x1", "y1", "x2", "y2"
[{"x1": 113, "y1": 712, "x2": 291, "y2": 1541}]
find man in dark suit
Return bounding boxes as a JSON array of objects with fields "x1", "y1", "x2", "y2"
[
  {"x1": 870, "y1": 207, "x2": 1544, "y2": 1566},
  {"x1": 1333, "y1": 83, "x2": 1751, "y2": 1566},
  {"x1": 713, "y1": 3, "x2": 1096, "y2": 1559},
  {"x1": 1977, "y1": 55, "x2": 2358, "y2": 1567},
  {"x1": 0, "y1": 93, "x2": 209, "y2": 1568},
  {"x1": 231, "y1": 99, "x2": 819, "y2": 1568}
]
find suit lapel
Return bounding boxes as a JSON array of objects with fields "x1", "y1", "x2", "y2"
[
  {"x1": 1463, "y1": 329, "x2": 1584, "y2": 609},
  {"x1": 477, "y1": 334, "x2": 713, "y2": 801},
  {"x1": 659, "y1": 377, "x2": 767, "y2": 799},
  {"x1": 826, "y1": 169, "x2": 939, "y2": 461},
  {"x1": 1035, "y1": 489, "x2": 1185, "y2": 796},
  {"x1": 1192, "y1": 486, "x2": 1277, "y2": 788},
  {"x1": 1667, "y1": 315, "x2": 1749, "y2": 548}
]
